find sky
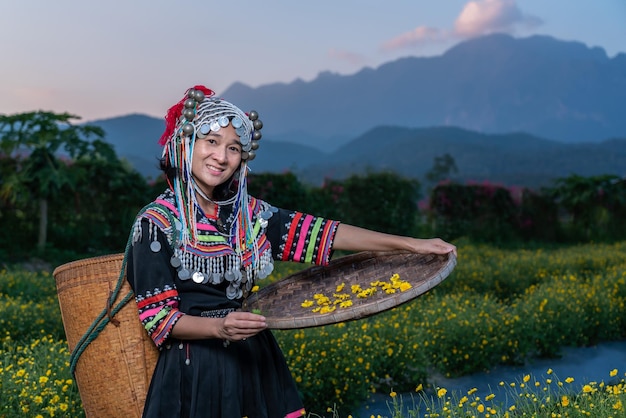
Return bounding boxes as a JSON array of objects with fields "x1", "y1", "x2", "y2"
[{"x1": 1, "y1": 0, "x2": 624, "y2": 122}]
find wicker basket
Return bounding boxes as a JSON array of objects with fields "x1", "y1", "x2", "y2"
[
  {"x1": 53, "y1": 253, "x2": 158, "y2": 418},
  {"x1": 245, "y1": 250, "x2": 456, "y2": 329}
]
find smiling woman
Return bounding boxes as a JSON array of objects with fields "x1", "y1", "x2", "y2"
[{"x1": 114, "y1": 85, "x2": 457, "y2": 418}]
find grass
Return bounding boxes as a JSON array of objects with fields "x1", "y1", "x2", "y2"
[{"x1": 1, "y1": 241, "x2": 626, "y2": 417}]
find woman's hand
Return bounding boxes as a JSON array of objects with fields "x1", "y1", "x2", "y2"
[
  {"x1": 216, "y1": 311, "x2": 268, "y2": 342},
  {"x1": 171, "y1": 311, "x2": 267, "y2": 341},
  {"x1": 407, "y1": 237, "x2": 457, "y2": 257}
]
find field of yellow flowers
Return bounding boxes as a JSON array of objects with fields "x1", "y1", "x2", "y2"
[{"x1": 1, "y1": 242, "x2": 626, "y2": 417}]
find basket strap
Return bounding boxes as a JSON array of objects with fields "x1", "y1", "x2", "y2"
[{"x1": 69, "y1": 202, "x2": 178, "y2": 375}]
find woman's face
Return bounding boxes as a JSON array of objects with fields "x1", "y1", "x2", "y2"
[{"x1": 191, "y1": 123, "x2": 242, "y2": 198}]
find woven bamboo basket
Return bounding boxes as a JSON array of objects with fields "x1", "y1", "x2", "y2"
[
  {"x1": 53, "y1": 253, "x2": 158, "y2": 418},
  {"x1": 245, "y1": 250, "x2": 456, "y2": 329}
]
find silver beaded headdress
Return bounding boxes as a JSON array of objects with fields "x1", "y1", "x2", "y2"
[{"x1": 158, "y1": 85, "x2": 263, "y2": 268}]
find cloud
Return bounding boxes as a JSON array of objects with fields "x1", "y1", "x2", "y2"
[
  {"x1": 328, "y1": 48, "x2": 368, "y2": 66},
  {"x1": 380, "y1": 26, "x2": 449, "y2": 52},
  {"x1": 380, "y1": 0, "x2": 543, "y2": 52},
  {"x1": 454, "y1": 0, "x2": 542, "y2": 37}
]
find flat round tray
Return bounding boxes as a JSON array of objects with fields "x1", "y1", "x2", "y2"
[{"x1": 244, "y1": 250, "x2": 456, "y2": 329}]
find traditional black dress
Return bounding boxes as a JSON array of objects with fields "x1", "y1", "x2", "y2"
[{"x1": 127, "y1": 189, "x2": 339, "y2": 418}]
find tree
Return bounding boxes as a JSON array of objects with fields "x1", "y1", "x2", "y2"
[
  {"x1": 0, "y1": 111, "x2": 105, "y2": 251},
  {"x1": 425, "y1": 153, "x2": 458, "y2": 186}
]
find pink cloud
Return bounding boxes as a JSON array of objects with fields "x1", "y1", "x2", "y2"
[
  {"x1": 380, "y1": 0, "x2": 543, "y2": 53},
  {"x1": 328, "y1": 48, "x2": 367, "y2": 66},
  {"x1": 380, "y1": 26, "x2": 449, "y2": 52},
  {"x1": 454, "y1": 0, "x2": 541, "y2": 37}
]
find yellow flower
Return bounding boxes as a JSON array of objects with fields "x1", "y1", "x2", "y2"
[
  {"x1": 582, "y1": 384, "x2": 592, "y2": 393},
  {"x1": 485, "y1": 393, "x2": 495, "y2": 401},
  {"x1": 301, "y1": 300, "x2": 314, "y2": 308},
  {"x1": 547, "y1": 368, "x2": 553, "y2": 374},
  {"x1": 613, "y1": 400, "x2": 623, "y2": 410},
  {"x1": 415, "y1": 383, "x2": 423, "y2": 392},
  {"x1": 523, "y1": 374, "x2": 530, "y2": 383},
  {"x1": 251, "y1": 285, "x2": 259, "y2": 293},
  {"x1": 561, "y1": 396, "x2": 570, "y2": 407},
  {"x1": 565, "y1": 377, "x2": 574, "y2": 383},
  {"x1": 610, "y1": 369, "x2": 618, "y2": 377},
  {"x1": 390, "y1": 391, "x2": 397, "y2": 398},
  {"x1": 477, "y1": 404, "x2": 485, "y2": 413},
  {"x1": 336, "y1": 283, "x2": 345, "y2": 292},
  {"x1": 437, "y1": 388, "x2": 447, "y2": 398},
  {"x1": 339, "y1": 300, "x2": 353, "y2": 308}
]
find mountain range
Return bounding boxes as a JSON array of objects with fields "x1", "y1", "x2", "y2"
[{"x1": 89, "y1": 33, "x2": 626, "y2": 189}]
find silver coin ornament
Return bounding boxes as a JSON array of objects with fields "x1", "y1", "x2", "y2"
[
  {"x1": 192, "y1": 271, "x2": 205, "y2": 284},
  {"x1": 170, "y1": 256, "x2": 182, "y2": 268},
  {"x1": 218, "y1": 116, "x2": 229, "y2": 127},
  {"x1": 224, "y1": 271, "x2": 235, "y2": 282},
  {"x1": 178, "y1": 269, "x2": 191, "y2": 280},
  {"x1": 210, "y1": 121, "x2": 221, "y2": 132},
  {"x1": 260, "y1": 210, "x2": 273, "y2": 220},
  {"x1": 231, "y1": 116, "x2": 243, "y2": 128},
  {"x1": 150, "y1": 241, "x2": 162, "y2": 253},
  {"x1": 199, "y1": 123, "x2": 210, "y2": 135},
  {"x1": 211, "y1": 272, "x2": 222, "y2": 285}
]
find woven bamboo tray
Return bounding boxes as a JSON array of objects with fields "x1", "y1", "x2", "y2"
[
  {"x1": 244, "y1": 250, "x2": 456, "y2": 329},
  {"x1": 53, "y1": 254, "x2": 158, "y2": 418}
]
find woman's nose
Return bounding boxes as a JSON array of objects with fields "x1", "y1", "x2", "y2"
[{"x1": 212, "y1": 145, "x2": 227, "y2": 162}]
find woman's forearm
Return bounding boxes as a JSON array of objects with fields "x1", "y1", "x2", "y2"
[{"x1": 332, "y1": 224, "x2": 457, "y2": 256}]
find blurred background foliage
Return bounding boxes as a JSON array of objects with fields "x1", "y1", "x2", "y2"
[{"x1": 1, "y1": 111, "x2": 625, "y2": 265}]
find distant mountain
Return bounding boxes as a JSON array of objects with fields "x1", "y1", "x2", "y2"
[
  {"x1": 293, "y1": 126, "x2": 626, "y2": 188},
  {"x1": 222, "y1": 33, "x2": 626, "y2": 149},
  {"x1": 89, "y1": 114, "x2": 164, "y2": 179},
  {"x1": 87, "y1": 33, "x2": 626, "y2": 188}
]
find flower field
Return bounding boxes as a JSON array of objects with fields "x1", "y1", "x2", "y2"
[{"x1": 1, "y1": 242, "x2": 626, "y2": 417}]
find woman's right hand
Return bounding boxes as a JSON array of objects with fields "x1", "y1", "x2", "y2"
[{"x1": 216, "y1": 311, "x2": 268, "y2": 342}]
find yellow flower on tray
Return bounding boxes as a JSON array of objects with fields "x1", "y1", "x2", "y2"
[{"x1": 303, "y1": 273, "x2": 412, "y2": 314}]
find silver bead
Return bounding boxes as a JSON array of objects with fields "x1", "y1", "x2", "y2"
[
  {"x1": 252, "y1": 130, "x2": 262, "y2": 141},
  {"x1": 248, "y1": 110, "x2": 258, "y2": 121},
  {"x1": 182, "y1": 123, "x2": 194, "y2": 136},
  {"x1": 183, "y1": 108, "x2": 195, "y2": 121},
  {"x1": 247, "y1": 150, "x2": 256, "y2": 161},
  {"x1": 193, "y1": 90, "x2": 205, "y2": 102},
  {"x1": 241, "y1": 151, "x2": 249, "y2": 160},
  {"x1": 187, "y1": 89, "x2": 196, "y2": 99},
  {"x1": 251, "y1": 140, "x2": 259, "y2": 150},
  {"x1": 184, "y1": 99, "x2": 196, "y2": 109},
  {"x1": 253, "y1": 119, "x2": 263, "y2": 130}
]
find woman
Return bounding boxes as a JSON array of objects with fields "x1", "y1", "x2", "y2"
[{"x1": 127, "y1": 85, "x2": 456, "y2": 418}]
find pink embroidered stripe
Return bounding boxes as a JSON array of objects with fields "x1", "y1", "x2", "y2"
[
  {"x1": 293, "y1": 214, "x2": 314, "y2": 262},
  {"x1": 285, "y1": 408, "x2": 306, "y2": 418}
]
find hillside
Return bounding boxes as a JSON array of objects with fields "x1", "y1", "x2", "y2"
[{"x1": 222, "y1": 33, "x2": 626, "y2": 148}]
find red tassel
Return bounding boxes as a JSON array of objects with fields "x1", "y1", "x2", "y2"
[{"x1": 157, "y1": 86, "x2": 216, "y2": 146}]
